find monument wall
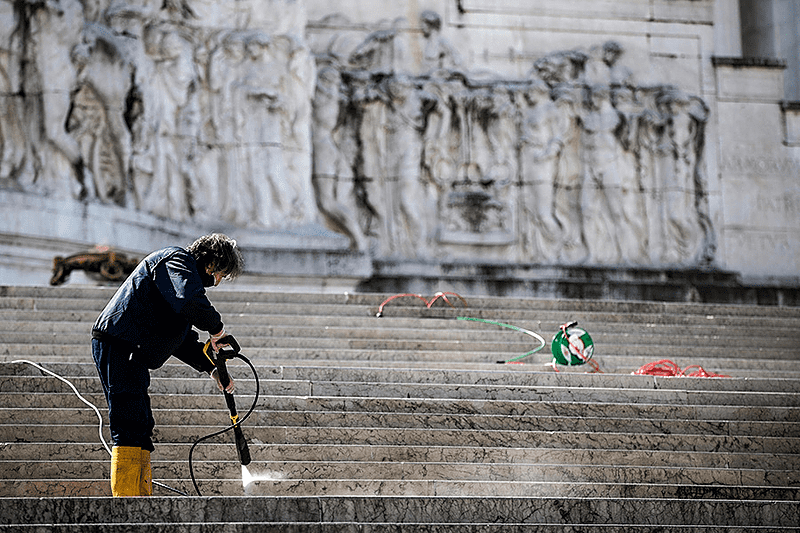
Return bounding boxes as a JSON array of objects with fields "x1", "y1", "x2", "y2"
[{"x1": 0, "y1": 0, "x2": 798, "y2": 292}]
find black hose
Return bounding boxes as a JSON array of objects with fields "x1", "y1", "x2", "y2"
[{"x1": 188, "y1": 352, "x2": 260, "y2": 496}]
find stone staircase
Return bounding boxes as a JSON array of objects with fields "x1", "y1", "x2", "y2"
[{"x1": 0, "y1": 285, "x2": 799, "y2": 531}]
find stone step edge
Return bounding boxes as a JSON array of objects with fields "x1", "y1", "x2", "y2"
[
  {"x1": 1, "y1": 495, "x2": 798, "y2": 523},
  {"x1": 3, "y1": 480, "x2": 799, "y2": 494},
  {"x1": 4, "y1": 443, "x2": 795, "y2": 469},
  {"x1": 6, "y1": 409, "x2": 799, "y2": 439},
  {"x1": 2, "y1": 479, "x2": 800, "y2": 500},
  {"x1": 5, "y1": 425, "x2": 798, "y2": 454},
  {"x1": 6, "y1": 397, "x2": 799, "y2": 426},
  {"x1": 0, "y1": 526, "x2": 798, "y2": 533},
  {"x1": 3, "y1": 522, "x2": 796, "y2": 529},
  {"x1": 6, "y1": 380, "x2": 800, "y2": 404},
  {"x1": 7, "y1": 371, "x2": 800, "y2": 395},
  {"x1": 5, "y1": 286, "x2": 800, "y2": 315},
  {"x1": 6, "y1": 461, "x2": 799, "y2": 487}
]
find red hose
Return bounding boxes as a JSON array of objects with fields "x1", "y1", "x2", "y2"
[
  {"x1": 376, "y1": 292, "x2": 468, "y2": 317},
  {"x1": 633, "y1": 359, "x2": 729, "y2": 378}
]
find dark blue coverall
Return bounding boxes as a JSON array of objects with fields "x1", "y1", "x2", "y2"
[{"x1": 91, "y1": 247, "x2": 222, "y2": 451}]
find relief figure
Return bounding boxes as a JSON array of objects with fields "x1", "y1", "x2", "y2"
[
  {"x1": 311, "y1": 64, "x2": 367, "y2": 250},
  {"x1": 519, "y1": 79, "x2": 563, "y2": 260}
]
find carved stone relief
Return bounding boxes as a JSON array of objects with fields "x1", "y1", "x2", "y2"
[
  {"x1": 310, "y1": 11, "x2": 714, "y2": 266},
  {"x1": 0, "y1": 0, "x2": 315, "y2": 228},
  {"x1": 0, "y1": 2, "x2": 714, "y2": 268}
]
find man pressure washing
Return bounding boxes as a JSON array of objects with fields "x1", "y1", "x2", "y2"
[{"x1": 91, "y1": 233, "x2": 244, "y2": 496}]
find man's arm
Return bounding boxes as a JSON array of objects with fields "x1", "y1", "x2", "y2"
[
  {"x1": 172, "y1": 329, "x2": 215, "y2": 373},
  {"x1": 181, "y1": 294, "x2": 223, "y2": 335}
]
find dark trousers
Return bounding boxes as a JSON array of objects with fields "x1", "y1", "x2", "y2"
[{"x1": 91, "y1": 338, "x2": 155, "y2": 452}]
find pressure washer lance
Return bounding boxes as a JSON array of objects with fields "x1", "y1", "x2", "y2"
[{"x1": 203, "y1": 336, "x2": 251, "y2": 466}]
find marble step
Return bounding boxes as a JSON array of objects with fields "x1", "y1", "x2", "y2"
[
  {"x1": 4, "y1": 477, "x2": 800, "y2": 500},
  {"x1": 4, "y1": 285, "x2": 800, "y2": 318},
  {"x1": 2, "y1": 342, "x2": 796, "y2": 371},
  {"x1": 251, "y1": 394, "x2": 800, "y2": 422},
  {"x1": 5, "y1": 360, "x2": 799, "y2": 394},
  {"x1": 0, "y1": 354, "x2": 793, "y2": 385},
  {"x1": 7, "y1": 456, "x2": 799, "y2": 489},
  {"x1": 5, "y1": 342, "x2": 800, "y2": 374},
  {"x1": 3, "y1": 353, "x2": 797, "y2": 380},
  {"x1": 240, "y1": 410, "x2": 800, "y2": 438},
  {"x1": 3, "y1": 424, "x2": 796, "y2": 454},
  {"x1": 3, "y1": 442, "x2": 796, "y2": 471},
  {"x1": 4, "y1": 375, "x2": 799, "y2": 407},
  {"x1": 3, "y1": 353, "x2": 798, "y2": 380},
  {"x1": 2, "y1": 295, "x2": 799, "y2": 331},
  {"x1": 7, "y1": 385, "x2": 800, "y2": 421},
  {"x1": 2, "y1": 412, "x2": 797, "y2": 465},
  {"x1": 261, "y1": 365, "x2": 800, "y2": 392},
  {"x1": 3, "y1": 351, "x2": 797, "y2": 377},
  {"x1": 1, "y1": 496, "x2": 798, "y2": 528},
  {"x1": 7, "y1": 391, "x2": 800, "y2": 428},
  {"x1": 0, "y1": 283, "x2": 775, "y2": 312},
  {"x1": 5, "y1": 405, "x2": 797, "y2": 440},
  {"x1": 4, "y1": 310, "x2": 798, "y2": 338},
  {"x1": 0, "y1": 525, "x2": 794, "y2": 533},
  {"x1": 0, "y1": 345, "x2": 800, "y2": 379},
  {"x1": 5, "y1": 408, "x2": 798, "y2": 447},
  {"x1": 8, "y1": 301, "x2": 796, "y2": 330},
  {"x1": 3, "y1": 312, "x2": 799, "y2": 354},
  {"x1": 250, "y1": 356, "x2": 800, "y2": 377},
  {"x1": 4, "y1": 378, "x2": 800, "y2": 415},
  {"x1": 4, "y1": 305, "x2": 799, "y2": 338},
  {"x1": 0, "y1": 315, "x2": 800, "y2": 352},
  {"x1": 1, "y1": 326, "x2": 796, "y2": 363},
  {"x1": 0, "y1": 295, "x2": 800, "y2": 324},
  {"x1": 5, "y1": 325, "x2": 797, "y2": 353},
  {"x1": 195, "y1": 478, "x2": 800, "y2": 500},
  {"x1": 5, "y1": 327, "x2": 798, "y2": 363}
]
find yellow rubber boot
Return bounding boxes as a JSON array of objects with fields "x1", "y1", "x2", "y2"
[
  {"x1": 111, "y1": 446, "x2": 142, "y2": 497},
  {"x1": 140, "y1": 449, "x2": 153, "y2": 496}
]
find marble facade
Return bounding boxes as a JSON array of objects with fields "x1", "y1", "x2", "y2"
[{"x1": 0, "y1": 0, "x2": 798, "y2": 286}]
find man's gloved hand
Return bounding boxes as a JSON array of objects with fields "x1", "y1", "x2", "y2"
[{"x1": 210, "y1": 367, "x2": 235, "y2": 394}]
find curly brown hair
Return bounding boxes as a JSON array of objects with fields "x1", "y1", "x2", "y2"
[{"x1": 187, "y1": 233, "x2": 244, "y2": 280}]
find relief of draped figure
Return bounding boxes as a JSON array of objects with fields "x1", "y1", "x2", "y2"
[
  {"x1": 309, "y1": 22, "x2": 713, "y2": 266},
  {"x1": 2, "y1": 0, "x2": 315, "y2": 230},
  {"x1": 4, "y1": 2, "x2": 713, "y2": 268},
  {"x1": 311, "y1": 63, "x2": 366, "y2": 250}
]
